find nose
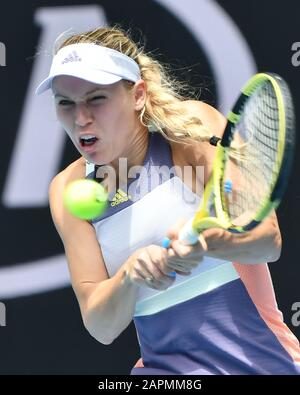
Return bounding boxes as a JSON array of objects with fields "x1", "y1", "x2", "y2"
[{"x1": 74, "y1": 102, "x2": 93, "y2": 127}]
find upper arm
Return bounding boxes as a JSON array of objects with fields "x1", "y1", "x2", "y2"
[
  {"x1": 177, "y1": 100, "x2": 227, "y2": 183},
  {"x1": 49, "y1": 166, "x2": 109, "y2": 315},
  {"x1": 186, "y1": 100, "x2": 227, "y2": 136}
]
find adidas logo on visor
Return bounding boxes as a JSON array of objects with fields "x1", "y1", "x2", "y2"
[
  {"x1": 61, "y1": 50, "x2": 82, "y2": 64},
  {"x1": 35, "y1": 43, "x2": 141, "y2": 95}
]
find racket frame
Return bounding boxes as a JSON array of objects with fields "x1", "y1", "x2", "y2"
[{"x1": 190, "y1": 72, "x2": 295, "y2": 236}]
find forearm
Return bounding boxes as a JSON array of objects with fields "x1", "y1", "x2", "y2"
[
  {"x1": 203, "y1": 215, "x2": 282, "y2": 264},
  {"x1": 83, "y1": 265, "x2": 139, "y2": 345}
]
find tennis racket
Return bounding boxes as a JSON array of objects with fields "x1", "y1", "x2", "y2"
[{"x1": 162, "y1": 72, "x2": 295, "y2": 247}]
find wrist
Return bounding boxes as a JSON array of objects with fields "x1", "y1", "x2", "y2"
[
  {"x1": 120, "y1": 263, "x2": 138, "y2": 288},
  {"x1": 203, "y1": 227, "x2": 233, "y2": 249}
]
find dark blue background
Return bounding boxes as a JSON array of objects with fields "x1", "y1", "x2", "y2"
[{"x1": 0, "y1": 0, "x2": 299, "y2": 374}]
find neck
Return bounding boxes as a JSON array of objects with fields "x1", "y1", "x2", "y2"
[
  {"x1": 98, "y1": 124, "x2": 149, "y2": 191},
  {"x1": 112, "y1": 125, "x2": 149, "y2": 179}
]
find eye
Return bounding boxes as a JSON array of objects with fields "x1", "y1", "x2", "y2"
[
  {"x1": 89, "y1": 95, "x2": 106, "y2": 102},
  {"x1": 58, "y1": 99, "x2": 74, "y2": 106}
]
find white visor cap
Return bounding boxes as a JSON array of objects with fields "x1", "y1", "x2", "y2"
[{"x1": 35, "y1": 43, "x2": 141, "y2": 95}]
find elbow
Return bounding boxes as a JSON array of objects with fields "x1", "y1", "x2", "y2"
[
  {"x1": 82, "y1": 309, "x2": 116, "y2": 346},
  {"x1": 94, "y1": 335, "x2": 115, "y2": 346},
  {"x1": 87, "y1": 325, "x2": 115, "y2": 345},
  {"x1": 267, "y1": 229, "x2": 282, "y2": 263},
  {"x1": 84, "y1": 319, "x2": 116, "y2": 345}
]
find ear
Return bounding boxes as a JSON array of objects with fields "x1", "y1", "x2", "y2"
[{"x1": 133, "y1": 79, "x2": 146, "y2": 111}]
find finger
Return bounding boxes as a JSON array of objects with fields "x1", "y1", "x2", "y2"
[
  {"x1": 166, "y1": 248, "x2": 193, "y2": 272},
  {"x1": 170, "y1": 233, "x2": 208, "y2": 257},
  {"x1": 166, "y1": 260, "x2": 193, "y2": 274},
  {"x1": 144, "y1": 273, "x2": 176, "y2": 290},
  {"x1": 174, "y1": 269, "x2": 191, "y2": 276},
  {"x1": 166, "y1": 250, "x2": 202, "y2": 269},
  {"x1": 166, "y1": 218, "x2": 187, "y2": 240},
  {"x1": 136, "y1": 251, "x2": 164, "y2": 283},
  {"x1": 166, "y1": 260, "x2": 199, "y2": 274},
  {"x1": 141, "y1": 248, "x2": 176, "y2": 285},
  {"x1": 133, "y1": 266, "x2": 164, "y2": 289},
  {"x1": 167, "y1": 257, "x2": 201, "y2": 267},
  {"x1": 146, "y1": 246, "x2": 174, "y2": 277},
  {"x1": 198, "y1": 233, "x2": 208, "y2": 252},
  {"x1": 169, "y1": 240, "x2": 195, "y2": 258}
]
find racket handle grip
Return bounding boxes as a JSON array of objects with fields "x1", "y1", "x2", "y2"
[
  {"x1": 161, "y1": 218, "x2": 198, "y2": 278},
  {"x1": 162, "y1": 218, "x2": 199, "y2": 248},
  {"x1": 178, "y1": 218, "x2": 199, "y2": 245}
]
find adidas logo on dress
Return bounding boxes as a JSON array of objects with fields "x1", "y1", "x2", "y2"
[
  {"x1": 111, "y1": 189, "x2": 131, "y2": 207},
  {"x1": 61, "y1": 51, "x2": 82, "y2": 64}
]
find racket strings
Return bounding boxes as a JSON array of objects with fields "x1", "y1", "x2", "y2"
[{"x1": 225, "y1": 82, "x2": 281, "y2": 226}]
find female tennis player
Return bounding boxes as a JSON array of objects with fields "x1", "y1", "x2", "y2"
[{"x1": 37, "y1": 26, "x2": 300, "y2": 375}]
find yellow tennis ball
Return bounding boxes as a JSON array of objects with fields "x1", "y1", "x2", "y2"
[{"x1": 63, "y1": 179, "x2": 108, "y2": 220}]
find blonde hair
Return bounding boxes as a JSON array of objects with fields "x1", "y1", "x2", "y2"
[{"x1": 54, "y1": 26, "x2": 213, "y2": 146}]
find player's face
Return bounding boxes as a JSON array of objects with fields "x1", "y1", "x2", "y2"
[{"x1": 52, "y1": 76, "x2": 146, "y2": 165}]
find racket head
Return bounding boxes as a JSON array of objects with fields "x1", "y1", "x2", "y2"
[{"x1": 215, "y1": 72, "x2": 295, "y2": 233}]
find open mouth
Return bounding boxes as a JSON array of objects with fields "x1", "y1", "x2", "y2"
[{"x1": 79, "y1": 135, "x2": 99, "y2": 147}]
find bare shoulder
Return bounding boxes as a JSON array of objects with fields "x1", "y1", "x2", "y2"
[
  {"x1": 49, "y1": 156, "x2": 109, "y2": 313},
  {"x1": 50, "y1": 156, "x2": 86, "y2": 191},
  {"x1": 182, "y1": 100, "x2": 227, "y2": 134},
  {"x1": 171, "y1": 100, "x2": 227, "y2": 184},
  {"x1": 49, "y1": 156, "x2": 87, "y2": 237}
]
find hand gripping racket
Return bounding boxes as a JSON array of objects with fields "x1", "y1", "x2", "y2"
[{"x1": 162, "y1": 72, "x2": 295, "y2": 247}]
